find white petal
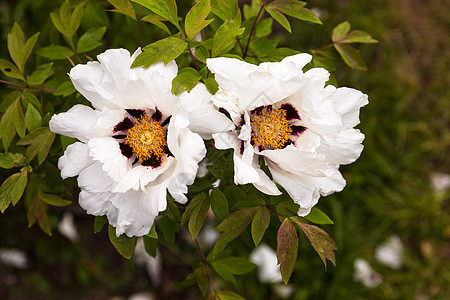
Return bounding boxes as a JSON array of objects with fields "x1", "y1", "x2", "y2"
[
  {"x1": 332, "y1": 87, "x2": 369, "y2": 128},
  {"x1": 49, "y1": 105, "x2": 97, "y2": 142},
  {"x1": 88, "y1": 137, "x2": 130, "y2": 182},
  {"x1": 251, "y1": 157, "x2": 281, "y2": 195},
  {"x1": 88, "y1": 108, "x2": 126, "y2": 138},
  {"x1": 318, "y1": 128, "x2": 365, "y2": 165},
  {"x1": 97, "y1": 48, "x2": 132, "y2": 91},
  {"x1": 58, "y1": 142, "x2": 93, "y2": 179},
  {"x1": 78, "y1": 161, "x2": 114, "y2": 193},
  {"x1": 79, "y1": 189, "x2": 113, "y2": 216}
]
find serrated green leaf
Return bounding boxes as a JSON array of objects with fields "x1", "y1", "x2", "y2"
[
  {"x1": 143, "y1": 235, "x2": 158, "y2": 257},
  {"x1": 77, "y1": 27, "x2": 107, "y2": 53},
  {"x1": 0, "y1": 153, "x2": 27, "y2": 169},
  {"x1": 7, "y1": 23, "x2": 39, "y2": 74},
  {"x1": 340, "y1": 30, "x2": 378, "y2": 44},
  {"x1": 94, "y1": 215, "x2": 108, "y2": 233},
  {"x1": 17, "y1": 127, "x2": 56, "y2": 164},
  {"x1": 36, "y1": 45, "x2": 74, "y2": 60},
  {"x1": 25, "y1": 103, "x2": 42, "y2": 132},
  {"x1": 55, "y1": 81, "x2": 76, "y2": 97},
  {"x1": 210, "y1": 0, "x2": 238, "y2": 21},
  {"x1": 0, "y1": 58, "x2": 24, "y2": 81},
  {"x1": 334, "y1": 43, "x2": 367, "y2": 70},
  {"x1": 292, "y1": 218, "x2": 337, "y2": 268},
  {"x1": 0, "y1": 169, "x2": 28, "y2": 212},
  {"x1": 27, "y1": 189, "x2": 52, "y2": 236},
  {"x1": 304, "y1": 207, "x2": 334, "y2": 225},
  {"x1": 276, "y1": 218, "x2": 298, "y2": 284},
  {"x1": 212, "y1": 10, "x2": 243, "y2": 57},
  {"x1": 171, "y1": 67, "x2": 202, "y2": 95},
  {"x1": 132, "y1": 0, "x2": 179, "y2": 28},
  {"x1": 40, "y1": 192, "x2": 71, "y2": 207},
  {"x1": 265, "y1": 7, "x2": 291, "y2": 33},
  {"x1": 132, "y1": 37, "x2": 187, "y2": 68},
  {"x1": 108, "y1": 0, "x2": 136, "y2": 20},
  {"x1": 185, "y1": 0, "x2": 213, "y2": 41},
  {"x1": 213, "y1": 206, "x2": 259, "y2": 256},
  {"x1": 141, "y1": 13, "x2": 170, "y2": 34},
  {"x1": 251, "y1": 206, "x2": 270, "y2": 246},
  {"x1": 27, "y1": 63, "x2": 54, "y2": 86},
  {"x1": 332, "y1": 21, "x2": 351, "y2": 42},
  {"x1": 108, "y1": 224, "x2": 137, "y2": 259},
  {"x1": 210, "y1": 188, "x2": 229, "y2": 223}
]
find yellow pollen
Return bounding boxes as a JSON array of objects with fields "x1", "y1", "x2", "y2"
[
  {"x1": 250, "y1": 107, "x2": 292, "y2": 150},
  {"x1": 124, "y1": 115, "x2": 167, "y2": 161}
]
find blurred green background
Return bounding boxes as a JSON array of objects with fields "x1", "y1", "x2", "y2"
[{"x1": 0, "y1": 0, "x2": 449, "y2": 299}]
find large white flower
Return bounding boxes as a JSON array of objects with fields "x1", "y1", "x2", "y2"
[
  {"x1": 207, "y1": 54, "x2": 368, "y2": 216},
  {"x1": 50, "y1": 48, "x2": 232, "y2": 237}
]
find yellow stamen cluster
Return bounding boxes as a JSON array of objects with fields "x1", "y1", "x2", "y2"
[
  {"x1": 125, "y1": 115, "x2": 167, "y2": 161},
  {"x1": 250, "y1": 107, "x2": 292, "y2": 150}
]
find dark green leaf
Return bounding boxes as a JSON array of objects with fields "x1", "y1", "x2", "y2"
[
  {"x1": 340, "y1": 30, "x2": 378, "y2": 44},
  {"x1": 254, "y1": 39, "x2": 278, "y2": 57},
  {"x1": 265, "y1": 6, "x2": 291, "y2": 33},
  {"x1": 0, "y1": 58, "x2": 24, "y2": 80},
  {"x1": 24, "y1": 103, "x2": 42, "y2": 132},
  {"x1": 50, "y1": 0, "x2": 84, "y2": 41},
  {"x1": 276, "y1": 218, "x2": 298, "y2": 284},
  {"x1": 292, "y1": 218, "x2": 337, "y2": 268},
  {"x1": 94, "y1": 215, "x2": 108, "y2": 233},
  {"x1": 108, "y1": 224, "x2": 137, "y2": 259},
  {"x1": 185, "y1": 0, "x2": 213, "y2": 41},
  {"x1": 141, "y1": 13, "x2": 170, "y2": 34},
  {"x1": 77, "y1": 27, "x2": 107, "y2": 53},
  {"x1": 162, "y1": 195, "x2": 181, "y2": 222},
  {"x1": 36, "y1": 45, "x2": 74, "y2": 60},
  {"x1": 334, "y1": 43, "x2": 367, "y2": 70},
  {"x1": 40, "y1": 193, "x2": 71, "y2": 207},
  {"x1": 212, "y1": 10, "x2": 243, "y2": 57},
  {"x1": 255, "y1": 18, "x2": 273, "y2": 38},
  {"x1": 251, "y1": 206, "x2": 270, "y2": 246},
  {"x1": 55, "y1": 81, "x2": 76, "y2": 97},
  {"x1": 27, "y1": 63, "x2": 54, "y2": 86},
  {"x1": 7, "y1": 23, "x2": 39, "y2": 74},
  {"x1": 0, "y1": 168, "x2": 28, "y2": 213},
  {"x1": 132, "y1": 37, "x2": 187, "y2": 68},
  {"x1": 27, "y1": 191, "x2": 52, "y2": 236},
  {"x1": 210, "y1": 0, "x2": 238, "y2": 21},
  {"x1": 0, "y1": 153, "x2": 27, "y2": 169},
  {"x1": 215, "y1": 291, "x2": 245, "y2": 300},
  {"x1": 0, "y1": 91, "x2": 21, "y2": 113},
  {"x1": 304, "y1": 207, "x2": 334, "y2": 225},
  {"x1": 188, "y1": 193, "x2": 210, "y2": 240},
  {"x1": 211, "y1": 256, "x2": 255, "y2": 284},
  {"x1": 0, "y1": 96, "x2": 24, "y2": 149},
  {"x1": 278, "y1": 7, "x2": 321, "y2": 24},
  {"x1": 143, "y1": 235, "x2": 158, "y2": 257},
  {"x1": 331, "y1": 21, "x2": 351, "y2": 42},
  {"x1": 210, "y1": 188, "x2": 229, "y2": 223},
  {"x1": 17, "y1": 127, "x2": 56, "y2": 164},
  {"x1": 195, "y1": 264, "x2": 209, "y2": 296},
  {"x1": 158, "y1": 216, "x2": 178, "y2": 245},
  {"x1": 266, "y1": 47, "x2": 299, "y2": 62},
  {"x1": 132, "y1": 0, "x2": 179, "y2": 28},
  {"x1": 108, "y1": 0, "x2": 136, "y2": 20},
  {"x1": 171, "y1": 67, "x2": 202, "y2": 95},
  {"x1": 21, "y1": 92, "x2": 41, "y2": 111}
]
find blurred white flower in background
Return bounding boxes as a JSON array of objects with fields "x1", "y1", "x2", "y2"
[
  {"x1": 57, "y1": 212, "x2": 80, "y2": 243},
  {"x1": 134, "y1": 238, "x2": 161, "y2": 287},
  {"x1": 353, "y1": 258, "x2": 382, "y2": 288},
  {"x1": 429, "y1": 172, "x2": 450, "y2": 194},
  {"x1": 0, "y1": 248, "x2": 30, "y2": 269},
  {"x1": 249, "y1": 244, "x2": 282, "y2": 283},
  {"x1": 375, "y1": 235, "x2": 403, "y2": 269}
]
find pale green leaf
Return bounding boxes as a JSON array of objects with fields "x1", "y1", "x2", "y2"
[
  {"x1": 210, "y1": 0, "x2": 238, "y2": 21},
  {"x1": 171, "y1": 67, "x2": 202, "y2": 95},
  {"x1": 251, "y1": 206, "x2": 270, "y2": 246},
  {"x1": 131, "y1": 0, "x2": 179, "y2": 28},
  {"x1": 265, "y1": 6, "x2": 291, "y2": 33},
  {"x1": 0, "y1": 58, "x2": 24, "y2": 80},
  {"x1": 304, "y1": 207, "x2": 334, "y2": 225},
  {"x1": 108, "y1": 0, "x2": 136, "y2": 20},
  {"x1": 332, "y1": 21, "x2": 351, "y2": 42},
  {"x1": 27, "y1": 63, "x2": 54, "y2": 86},
  {"x1": 340, "y1": 30, "x2": 378, "y2": 44},
  {"x1": 0, "y1": 168, "x2": 28, "y2": 212},
  {"x1": 0, "y1": 153, "x2": 27, "y2": 169},
  {"x1": 185, "y1": 0, "x2": 213, "y2": 40},
  {"x1": 7, "y1": 23, "x2": 39, "y2": 74},
  {"x1": 25, "y1": 103, "x2": 42, "y2": 132},
  {"x1": 55, "y1": 81, "x2": 76, "y2": 97},
  {"x1": 36, "y1": 45, "x2": 74, "y2": 60},
  {"x1": 141, "y1": 13, "x2": 170, "y2": 34},
  {"x1": 77, "y1": 27, "x2": 107, "y2": 53},
  {"x1": 132, "y1": 37, "x2": 187, "y2": 68},
  {"x1": 212, "y1": 10, "x2": 242, "y2": 57}
]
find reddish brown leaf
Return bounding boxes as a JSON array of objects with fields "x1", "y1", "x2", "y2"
[{"x1": 276, "y1": 218, "x2": 298, "y2": 284}]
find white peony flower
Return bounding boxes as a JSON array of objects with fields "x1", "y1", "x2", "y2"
[
  {"x1": 207, "y1": 54, "x2": 368, "y2": 216},
  {"x1": 50, "y1": 48, "x2": 232, "y2": 237}
]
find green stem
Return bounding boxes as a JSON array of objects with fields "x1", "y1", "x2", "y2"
[{"x1": 243, "y1": 0, "x2": 267, "y2": 58}]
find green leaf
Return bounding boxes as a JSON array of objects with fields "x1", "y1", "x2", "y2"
[
  {"x1": 108, "y1": 0, "x2": 136, "y2": 20},
  {"x1": 132, "y1": 0, "x2": 179, "y2": 28},
  {"x1": 304, "y1": 207, "x2": 334, "y2": 225},
  {"x1": 0, "y1": 153, "x2": 27, "y2": 169},
  {"x1": 162, "y1": 195, "x2": 180, "y2": 222},
  {"x1": 195, "y1": 264, "x2": 209, "y2": 296},
  {"x1": 143, "y1": 235, "x2": 158, "y2": 257},
  {"x1": 204, "y1": 77, "x2": 218, "y2": 94},
  {"x1": 132, "y1": 37, "x2": 187, "y2": 68},
  {"x1": 0, "y1": 168, "x2": 28, "y2": 213},
  {"x1": 211, "y1": 257, "x2": 255, "y2": 284},
  {"x1": 212, "y1": 10, "x2": 243, "y2": 57},
  {"x1": 278, "y1": 7, "x2": 321, "y2": 24},
  {"x1": 0, "y1": 97, "x2": 25, "y2": 149},
  {"x1": 181, "y1": 192, "x2": 210, "y2": 240},
  {"x1": 94, "y1": 215, "x2": 108, "y2": 233},
  {"x1": 254, "y1": 39, "x2": 278, "y2": 57},
  {"x1": 334, "y1": 43, "x2": 367, "y2": 70},
  {"x1": 108, "y1": 224, "x2": 137, "y2": 259},
  {"x1": 171, "y1": 67, "x2": 202, "y2": 95},
  {"x1": 25, "y1": 103, "x2": 42, "y2": 132},
  {"x1": 276, "y1": 218, "x2": 298, "y2": 284},
  {"x1": 7, "y1": 23, "x2": 40, "y2": 74},
  {"x1": 255, "y1": 18, "x2": 273, "y2": 38},
  {"x1": 340, "y1": 30, "x2": 378, "y2": 44},
  {"x1": 36, "y1": 45, "x2": 74, "y2": 60},
  {"x1": 17, "y1": 127, "x2": 56, "y2": 164},
  {"x1": 141, "y1": 13, "x2": 171, "y2": 34},
  {"x1": 213, "y1": 206, "x2": 259, "y2": 256},
  {"x1": 210, "y1": 0, "x2": 238, "y2": 21},
  {"x1": 158, "y1": 216, "x2": 178, "y2": 245},
  {"x1": 27, "y1": 63, "x2": 54, "y2": 86},
  {"x1": 210, "y1": 188, "x2": 229, "y2": 223},
  {"x1": 331, "y1": 21, "x2": 351, "y2": 42},
  {"x1": 50, "y1": 0, "x2": 84, "y2": 41},
  {"x1": 185, "y1": 0, "x2": 213, "y2": 40},
  {"x1": 27, "y1": 192, "x2": 52, "y2": 236},
  {"x1": 251, "y1": 206, "x2": 270, "y2": 246},
  {"x1": 40, "y1": 192, "x2": 71, "y2": 207},
  {"x1": 0, "y1": 58, "x2": 24, "y2": 80},
  {"x1": 265, "y1": 7, "x2": 291, "y2": 33},
  {"x1": 55, "y1": 81, "x2": 76, "y2": 97},
  {"x1": 292, "y1": 218, "x2": 337, "y2": 268},
  {"x1": 21, "y1": 91, "x2": 41, "y2": 111},
  {"x1": 77, "y1": 27, "x2": 107, "y2": 53},
  {"x1": 215, "y1": 291, "x2": 245, "y2": 300}
]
